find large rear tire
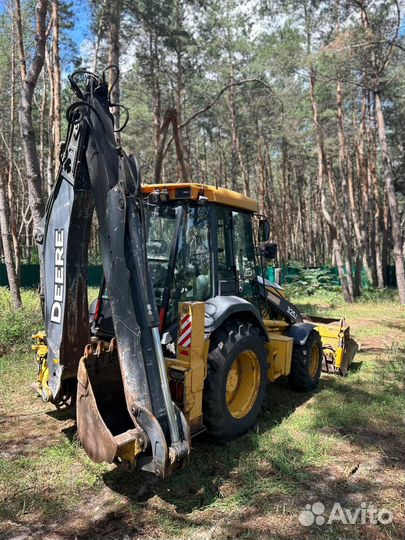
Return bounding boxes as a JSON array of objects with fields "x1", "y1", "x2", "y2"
[
  {"x1": 203, "y1": 320, "x2": 268, "y2": 442},
  {"x1": 289, "y1": 329, "x2": 322, "y2": 392}
]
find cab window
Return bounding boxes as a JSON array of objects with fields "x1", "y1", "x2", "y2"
[{"x1": 232, "y1": 210, "x2": 258, "y2": 304}]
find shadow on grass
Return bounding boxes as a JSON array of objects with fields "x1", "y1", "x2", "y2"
[
  {"x1": 46, "y1": 406, "x2": 76, "y2": 422},
  {"x1": 345, "y1": 360, "x2": 363, "y2": 373},
  {"x1": 3, "y1": 359, "x2": 404, "y2": 540},
  {"x1": 308, "y1": 364, "x2": 405, "y2": 467},
  {"x1": 102, "y1": 356, "x2": 404, "y2": 516},
  {"x1": 382, "y1": 320, "x2": 405, "y2": 332},
  {"x1": 102, "y1": 380, "x2": 315, "y2": 514}
]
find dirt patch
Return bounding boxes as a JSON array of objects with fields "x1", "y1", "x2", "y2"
[
  {"x1": 1, "y1": 305, "x2": 404, "y2": 540},
  {"x1": 350, "y1": 317, "x2": 405, "y2": 351},
  {"x1": 0, "y1": 391, "x2": 75, "y2": 461}
]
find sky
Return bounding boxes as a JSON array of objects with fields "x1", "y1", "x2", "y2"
[{"x1": 69, "y1": 0, "x2": 91, "y2": 43}]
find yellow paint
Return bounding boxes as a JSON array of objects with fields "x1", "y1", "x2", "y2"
[
  {"x1": 116, "y1": 437, "x2": 143, "y2": 465},
  {"x1": 32, "y1": 332, "x2": 48, "y2": 359},
  {"x1": 167, "y1": 302, "x2": 207, "y2": 433},
  {"x1": 315, "y1": 318, "x2": 350, "y2": 370},
  {"x1": 308, "y1": 342, "x2": 320, "y2": 377},
  {"x1": 265, "y1": 284, "x2": 286, "y2": 298},
  {"x1": 263, "y1": 318, "x2": 290, "y2": 330},
  {"x1": 226, "y1": 350, "x2": 261, "y2": 419},
  {"x1": 142, "y1": 183, "x2": 259, "y2": 212},
  {"x1": 32, "y1": 332, "x2": 51, "y2": 399},
  {"x1": 32, "y1": 331, "x2": 46, "y2": 341},
  {"x1": 335, "y1": 346, "x2": 344, "y2": 369},
  {"x1": 266, "y1": 333, "x2": 293, "y2": 382}
]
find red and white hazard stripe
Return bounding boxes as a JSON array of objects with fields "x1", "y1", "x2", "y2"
[{"x1": 178, "y1": 313, "x2": 192, "y2": 348}]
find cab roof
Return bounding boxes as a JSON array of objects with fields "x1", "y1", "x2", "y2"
[{"x1": 141, "y1": 183, "x2": 259, "y2": 213}]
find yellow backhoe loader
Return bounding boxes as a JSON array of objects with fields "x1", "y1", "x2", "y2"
[{"x1": 32, "y1": 67, "x2": 357, "y2": 478}]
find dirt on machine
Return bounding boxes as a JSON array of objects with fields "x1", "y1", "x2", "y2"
[{"x1": 31, "y1": 67, "x2": 358, "y2": 478}]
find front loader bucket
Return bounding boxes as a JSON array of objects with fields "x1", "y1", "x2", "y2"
[
  {"x1": 339, "y1": 337, "x2": 359, "y2": 376},
  {"x1": 76, "y1": 341, "x2": 143, "y2": 464},
  {"x1": 303, "y1": 315, "x2": 358, "y2": 376}
]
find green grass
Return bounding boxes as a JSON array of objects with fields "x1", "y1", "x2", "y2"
[
  {"x1": 0, "y1": 289, "x2": 42, "y2": 355},
  {"x1": 0, "y1": 287, "x2": 98, "y2": 354},
  {"x1": 0, "y1": 287, "x2": 404, "y2": 539},
  {"x1": 285, "y1": 284, "x2": 402, "y2": 318}
]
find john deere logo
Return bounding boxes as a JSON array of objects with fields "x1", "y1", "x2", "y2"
[{"x1": 50, "y1": 229, "x2": 64, "y2": 324}]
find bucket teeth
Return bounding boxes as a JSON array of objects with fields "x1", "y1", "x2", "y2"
[
  {"x1": 84, "y1": 343, "x2": 93, "y2": 358},
  {"x1": 96, "y1": 340, "x2": 104, "y2": 356},
  {"x1": 109, "y1": 337, "x2": 117, "y2": 352}
]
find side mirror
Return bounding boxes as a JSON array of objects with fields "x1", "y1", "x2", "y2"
[
  {"x1": 258, "y1": 219, "x2": 270, "y2": 242},
  {"x1": 263, "y1": 243, "x2": 278, "y2": 260}
]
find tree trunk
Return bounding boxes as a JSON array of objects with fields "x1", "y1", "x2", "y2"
[
  {"x1": 154, "y1": 109, "x2": 174, "y2": 183},
  {"x1": 0, "y1": 157, "x2": 22, "y2": 308},
  {"x1": 294, "y1": 168, "x2": 307, "y2": 265},
  {"x1": 173, "y1": 0, "x2": 190, "y2": 181},
  {"x1": 8, "y1": 22, "x2": 20, "y2": 280},
  {"x1": 280, "y1": 138, "x2": 289, "y2": 262},
  {"x1": 336, "y1": 79, "x2": 358, "y2": 296},
  {"x1": 229, "y1": 81, "x2": 238, "y2": 191},
  {"x1": 309, "y1": 68, "x2": 352, "y2": 302},
  {"x1": 171, "y1": 109, "x2": 190, "y2": 182},
  {"x1": 14, "y1": 0, "x2": 26, "y2": 81},
  {"x1": 51, "y1": 0, "x2": 61, "y2": 171},
  {"x1": 257, "y1": 134, "x2": 266, "y2": 215},
  {"x1": 150, "y1": 30, "x2": 161, "y2": 166},
  {"x1": 374, "y1": 90, "x2": 405, "y2": 303},
  {"x1": 227, "y1": 81, "x2": 249, "y2": 195},
  {"x1": 369, "y1": 123, "x2": 385, "y2": 288},
  {"x1": 382, "y1": 194, "x2": 389, "y2": 286},
  {"x1": 108, "y1": 0, "x2": 121, "y2": 143},
  {"x1": 16, "y1": 0, "x2": 47, "y2": 233},
  {"x1": 45, "y1": 46, "x2": 55, "y2": 194},
  {"x1": 93, "y1": 1, "x2": 106, "y2": 73},
  {"x1": 265, "y1": 141, "x2": 275, "y2": 236},
  {"x1": 39, "y1": 71, "x2": 47, "y2": 179},
  {"x1": 349, "y1": 107, "x2": 371, "y2": 285}
]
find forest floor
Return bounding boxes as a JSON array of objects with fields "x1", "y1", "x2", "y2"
[{"x1": 0, "y1": 287, "x2": 404, "y2": 540}]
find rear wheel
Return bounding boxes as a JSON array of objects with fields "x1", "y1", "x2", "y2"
[
  {"x1": 203, "y1": 321, "x2": 268, "y2": 441},
  {"x1": 289, "y1": 329, "x2": 322, "y2": 392}
]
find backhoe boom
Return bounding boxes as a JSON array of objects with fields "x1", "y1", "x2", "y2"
[{"x1": 35, "y1": 69, "x2": 189, "y2": 477}]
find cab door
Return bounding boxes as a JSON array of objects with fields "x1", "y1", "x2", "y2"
[
  {"x1": 215, "y1": 206, "x2": 237, "y2": 295},
  {"x1": 231, "y1": 210, "x2": 258, "y2": 306},
  {"x1": 213, "y1": 206, "x2": 258, "y2": 305}
]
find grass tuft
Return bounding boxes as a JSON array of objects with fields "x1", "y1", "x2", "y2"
[{"x1": 0, "y1": 287, "x2": 404, "y2": 539}]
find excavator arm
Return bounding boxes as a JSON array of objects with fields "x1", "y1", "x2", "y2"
[{"x1": 35, "y1": 69, "x2": 189, "y2": 477}]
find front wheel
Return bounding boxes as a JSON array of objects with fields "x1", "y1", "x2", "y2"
[
  {"x1": 203, "y1": 320, "x2": 268, "y2": 442},
  {"x1": 289, "y1": 329, "x2": 322, "y2": 392}
]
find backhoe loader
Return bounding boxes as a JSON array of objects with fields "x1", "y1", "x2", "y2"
[{"x1": 32, "y1": 67, "x2": 357, "y2": 478}]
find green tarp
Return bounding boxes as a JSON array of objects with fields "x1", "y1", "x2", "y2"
[
  {"x1": 0, "y1": 264, "x2": 398, "y2": 289},
  {"x1": 0, "y1": 264, "x2": 103, "y2": 288}
]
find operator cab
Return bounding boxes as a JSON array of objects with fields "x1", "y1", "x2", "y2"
[{"x1": 91, "y1": 183, "x2": 270, "y2": 342}]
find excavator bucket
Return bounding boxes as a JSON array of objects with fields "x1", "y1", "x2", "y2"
[
  {"x1": 34, "y1": 67, "x2": 190, "y2": 478},
  {"x1": 76, "y1": 340, "x2": 145, "y2": 465},
  {"x1": 303, "y1": 315, "x2": 358, "y2": 376}
]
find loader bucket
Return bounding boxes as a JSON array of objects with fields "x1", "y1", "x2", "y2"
[
  {"x1": 76, "y1": 341, "x2": 143, "y2": 464},
  {"x1": 339, "y1": 337, "x2": 359, "y2": 376},
  {"x1": 303, "y1": 315, "x2": 358, "y2": 376}
]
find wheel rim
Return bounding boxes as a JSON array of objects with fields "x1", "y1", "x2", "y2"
[
  {"x1": 308, "y1": 344, "x2": 320, "y2": 378},
  {"x1": 226, "y1": 350, "x2": 261, "y2": 419}
]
